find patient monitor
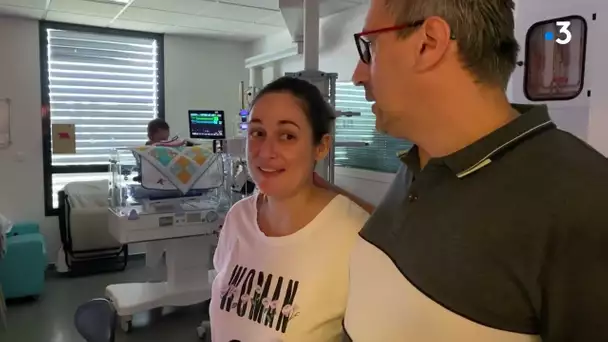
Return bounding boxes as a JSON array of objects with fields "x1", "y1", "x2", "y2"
[{"x1": 188, "y1": 110, "x2": 226, "y2": 140}]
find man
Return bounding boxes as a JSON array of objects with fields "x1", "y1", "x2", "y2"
[{"x1": 319, "y1": 0, "x2": 608, "y2": 341}]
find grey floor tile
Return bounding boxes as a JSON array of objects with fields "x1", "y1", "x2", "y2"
[{"x1": 0, "y1": 259, "x2": 208, "y2": 342}]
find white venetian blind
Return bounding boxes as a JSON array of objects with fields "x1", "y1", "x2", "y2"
[
  {"x1": 46, "y1": 28, "x2": 160, "y2": 167},
  {"x1": 334, "y1": 81, "x2": 412, "y2": 173}
]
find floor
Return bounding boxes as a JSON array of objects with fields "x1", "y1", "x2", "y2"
[{"x1": 0, "y1": 258, "x2": 209, "y2": 342}]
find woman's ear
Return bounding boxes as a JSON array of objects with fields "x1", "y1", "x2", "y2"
[{"x1": 315, "y1": 134, "x2": 331, "y2": 161}]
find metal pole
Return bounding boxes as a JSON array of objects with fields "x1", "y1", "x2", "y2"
[
  {"x1": 249, "y1": 67, "x2": 263, "y2": 88},
  {"x1": 303, "y1": 0, "x2": 319, "y2": 71},
  {"x1": 328, "y1": 75, "x2": 336, "y2": 184}
]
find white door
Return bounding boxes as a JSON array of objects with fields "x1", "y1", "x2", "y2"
[{"x1": 509, "y1": 1, "x2": 596, "y2": 141}]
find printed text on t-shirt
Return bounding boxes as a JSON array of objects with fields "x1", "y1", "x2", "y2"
[{"x1": 220, "y1": 264, "x2": 300, "y2": 334}]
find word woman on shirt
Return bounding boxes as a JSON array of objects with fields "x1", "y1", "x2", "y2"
[{"x1": 210, "y1": 193, "x2": 369, "y2": 342}]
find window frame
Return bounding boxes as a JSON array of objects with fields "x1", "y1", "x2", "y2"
[
  {"x1": 523, "y1": 14, "x2": 588, "y2": 102},
  {"x1": 39, "y1": 21, "x2": 166, "y2": 216}
]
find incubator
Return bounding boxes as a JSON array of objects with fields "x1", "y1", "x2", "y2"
[
  {"x1": 108, "y1": 145, "x2": 227, "y2": 243},
  {"x1": 106, "y1": 141, "x2": 250, "y2": 332}
]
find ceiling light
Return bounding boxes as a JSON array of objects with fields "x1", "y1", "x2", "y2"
[{"x1": 85, "y1": 0, "x2": 130, "y2": 5}]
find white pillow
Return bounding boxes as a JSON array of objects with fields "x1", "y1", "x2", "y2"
[
  {"x1": 0, "y1": 213, "x2": 11, "y2": 235},
  {"x1": 0, "y1": 213, "x2": 11, "y2": 257}
]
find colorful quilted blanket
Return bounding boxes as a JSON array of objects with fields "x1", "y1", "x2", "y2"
[{"x1": 132, "y1": 145, "x2": 218, "y2": 194}]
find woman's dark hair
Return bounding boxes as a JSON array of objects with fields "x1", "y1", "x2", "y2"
[
  {"x1": 147, "y1": 118, "x2": 170, "y2": 139},
  {"x1": 251, "y1": 76, "x2": 335, "y2": 144}
]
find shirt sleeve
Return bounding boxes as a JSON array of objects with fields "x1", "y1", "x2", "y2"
[{"x1": 541, "y1": 208, "x2": 608, "y2": 341}]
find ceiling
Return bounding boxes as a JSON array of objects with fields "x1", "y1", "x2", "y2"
[{"x1": 0, "y1": 0, "x2": 367, "y2": 41}]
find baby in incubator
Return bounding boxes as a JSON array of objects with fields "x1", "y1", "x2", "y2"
[{"x1": 146, "y1": 118, "x2": 171, "y2": 145}]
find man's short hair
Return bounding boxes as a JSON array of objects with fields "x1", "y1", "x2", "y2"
[
  {"x1": 147, "y1": 118, "x2": 169, "y2": 139},
  {"x1": 386, "y1": 0, "x2": 519, "y2": 88}
]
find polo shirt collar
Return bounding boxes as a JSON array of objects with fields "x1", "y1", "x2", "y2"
[
  {"x1": 444, "y1": 104, "x2": 555, "y2": 178},
  {"x1": 399, "y1": 104, "x2": 555, "y2": 178},
  {"x1": 401, "y1": 145, "x2": 421, "y2": 174}
]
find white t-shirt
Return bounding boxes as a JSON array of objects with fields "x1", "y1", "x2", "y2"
[{"x1": 210, "y1": 193, "x2": 369, "y2": 342}]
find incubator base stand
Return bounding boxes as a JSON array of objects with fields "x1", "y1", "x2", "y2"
[{"x1": 105, "y1": 235, "x2": 215, "y2": 333}]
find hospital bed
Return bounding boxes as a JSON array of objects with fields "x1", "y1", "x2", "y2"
[{"x1": 57, "y1": 180, "x2": 128, "y2": 275}]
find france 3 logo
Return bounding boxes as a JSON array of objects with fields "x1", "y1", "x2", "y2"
[{"x1": 544, "y1": 21, "x2": 572, "y2": 45}]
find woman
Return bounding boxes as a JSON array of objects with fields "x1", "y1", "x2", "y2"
[{"x1": 210, "y1": 77, "x2": 371, "y2": 342}]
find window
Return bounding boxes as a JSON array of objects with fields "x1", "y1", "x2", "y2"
[
  {"x1": 334, "y1": 82, "x2": 412, "y2": 174},
  {"x1": 40, "y1": 22, "x2": 164, "y2": 215},
  {"x1": 524, "y1": 15, "x2": 587, "y2": 101}
]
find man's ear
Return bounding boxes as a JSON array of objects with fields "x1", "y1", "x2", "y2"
[
  {"x1": 413, "y1": 16, "x2": 452, "y2": 72},
  {"x1": 315, "y1": 134, "x2": 331, "y2": 161}
]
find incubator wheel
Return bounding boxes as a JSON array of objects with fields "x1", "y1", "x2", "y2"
[
  {"x1": 197, "y1": 325, "x2": 206, "y2": 339},
  {"x1": 120, "y1": 317, "x2": 132, "y2": 333},
  {"x1": 197, "y1": 321, "x2": 211, "y2": 341}
]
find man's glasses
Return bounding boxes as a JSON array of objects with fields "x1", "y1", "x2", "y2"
[{"x1": 354, "y1": 20, "x2": 455, "y2": 64}]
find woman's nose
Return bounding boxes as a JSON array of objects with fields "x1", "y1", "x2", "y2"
[{"x1": 257, "y1": 138, "x2": 277, "y2": 158}]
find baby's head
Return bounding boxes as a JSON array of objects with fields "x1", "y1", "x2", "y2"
[{"x1": 147, "y1": 118, "x2": 170, "y2": 144}]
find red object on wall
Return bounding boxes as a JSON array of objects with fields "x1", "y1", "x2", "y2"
[{"x1": 58, "y1": 132, "x2": 70, "y2": 139}]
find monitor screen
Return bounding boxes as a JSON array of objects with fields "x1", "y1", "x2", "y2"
[{"x1": 188, "y1": 110, "x2": 226, "y2": 139}]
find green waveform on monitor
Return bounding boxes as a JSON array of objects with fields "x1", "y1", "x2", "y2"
[{"x1": 191, "y1": 114, "x2": 221, "y2": 124}]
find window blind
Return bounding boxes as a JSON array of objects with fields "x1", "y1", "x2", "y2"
[
  {"x1": 46, "y1": 28, "x2": 160, "y2": 167},
  {"x1": 334, "y1": 81, "x2": 412, "y2": 174}
]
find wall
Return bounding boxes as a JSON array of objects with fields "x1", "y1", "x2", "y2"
[
  {"x1": 334, "y1": 168, "x2": 393, "y2": 206},
  {"x1": 0, "y1": 17, "x2": 53, "y2": 250},
  {"x1": 164, "y1": 35, "x2": 249, "y2": 139},
  {"x1": 580, "y1": 3, "x2": 608, "y2": 156},
  {"x1": 0, "y1": 16, "x2": 249, "y2": 262}
]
